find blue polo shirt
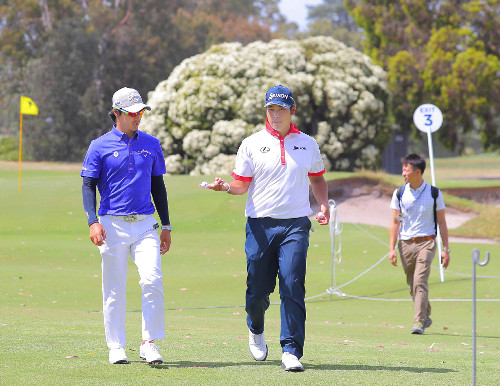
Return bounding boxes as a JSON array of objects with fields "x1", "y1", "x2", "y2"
[{"x1": 81, "y1": 126, "x2": 166, "y2": 216}]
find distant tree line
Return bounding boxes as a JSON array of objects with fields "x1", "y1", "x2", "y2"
[
  {"x1": 0, "y1": 0, "x2": 282, "y2": 161},
  {"x1": 345, "y1": 0, "x2": 500, "y2": 152},
  {"x1": 0, "y1": 0, "x2": 498, "y2": 162}
]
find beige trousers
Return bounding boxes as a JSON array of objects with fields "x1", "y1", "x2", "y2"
[{"x1": 398, "y1": 239, "x2": 436, "y2": 323}]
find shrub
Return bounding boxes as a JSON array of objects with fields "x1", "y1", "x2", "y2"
[{"x1": 142, "y1": 37, "x2": 392, "y2": 174}]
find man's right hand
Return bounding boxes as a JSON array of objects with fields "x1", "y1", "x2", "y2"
[
  {"x1": 389, "y1": 250, "x2": 398, "y2": 266},
  {"x1": 89, "y1": 222, "x2": 106, "y2": 246},
  {"x1": 206, "y1": 176, "x2": 230, "y2": 192}
]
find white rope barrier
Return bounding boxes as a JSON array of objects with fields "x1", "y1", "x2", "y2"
[
  {"x1": 119, "y1": 204, "x2": 499, "y2": 312},
  {"x1": 305, "y1": 202, "x2": 499, "y2": 303}
]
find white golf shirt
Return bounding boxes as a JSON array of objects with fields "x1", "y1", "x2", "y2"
[
  {"x1": 232, "y1": 121, "x2": 325, "y2": 219},
  {"x1": 390, "y1": 181, "x2": 445, "y2": 240}
]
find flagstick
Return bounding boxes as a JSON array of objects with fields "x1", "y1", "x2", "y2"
[{"x1": 18, "y1": 113, "x2": 23, "y2": 194}]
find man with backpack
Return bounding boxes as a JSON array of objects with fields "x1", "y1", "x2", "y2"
[{"x1": 389, "y1": 153, "x2": 450, "y2": 335}]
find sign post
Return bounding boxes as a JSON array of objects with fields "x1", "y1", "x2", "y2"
[{"x1": 413, "y1": 104, "x2": 445, "y2": 282}]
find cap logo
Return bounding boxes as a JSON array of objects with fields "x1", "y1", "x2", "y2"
[
  {"x1": 129, "y1": 93, "x2": 141, "y2": 102},
  {"x1": 268, "y1": 93, "x2": 291, "y2": 101}
]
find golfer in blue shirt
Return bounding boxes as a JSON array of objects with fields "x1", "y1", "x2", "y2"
[{"x1": 81, "y1": 87, "x2": 171, "y2": 364}]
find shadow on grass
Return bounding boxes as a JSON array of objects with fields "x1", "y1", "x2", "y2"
[{"x1": 146, "y1": 360, "x2": 457, "y2": 373}]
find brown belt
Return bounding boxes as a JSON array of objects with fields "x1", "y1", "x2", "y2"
[{"x1": 404, "y1": 235, "x2": 436, "y2": 243}]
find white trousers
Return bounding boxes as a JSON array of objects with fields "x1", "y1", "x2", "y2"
[{"x1": 98, "y1": 215, "x2": 165, "y2": 349}]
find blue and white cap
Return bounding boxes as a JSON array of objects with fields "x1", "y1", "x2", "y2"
[
  {"x1": 112, "y1": 87, "x2": 151, "y2": 113},
  {"x1": 265, "y1": 85, "x2": 295, "y2": 108}
]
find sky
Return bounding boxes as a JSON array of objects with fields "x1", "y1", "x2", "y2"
[{"x1": 278, "y1": 0, "x2": 324, "y2": 31}]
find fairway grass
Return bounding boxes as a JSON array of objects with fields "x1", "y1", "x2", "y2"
[{"x1": 1, "y1": 164, "x2": 499, "y2": 384}]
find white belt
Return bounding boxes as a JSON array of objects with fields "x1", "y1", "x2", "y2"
[{"x1": 102, "y1": 214, "x2": 150, "y2": 223}]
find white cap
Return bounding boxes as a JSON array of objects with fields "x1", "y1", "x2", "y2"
[{"x1": 112, "y1": 87, "x2": 151, "y2": 113}]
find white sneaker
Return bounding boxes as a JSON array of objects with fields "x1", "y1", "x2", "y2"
[
  {"x1": 109, "y1": 348, "x2": 129, "y2": 364},
  {"x1": 140, "y1": 341, "x2": 163, "y2": 364},
  {"x1": 249, "y1": 330, "x2": 268, "y2": 361},
  {"x1": 281, "y1": 352, "x2": 304, "y2": 372}
]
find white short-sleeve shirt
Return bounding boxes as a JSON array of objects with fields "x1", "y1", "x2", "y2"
[
  {"x1": 390, "y1": 181, "x2": 445, "y2": 240},
  {"x1": 232, "y1": 122, "x2": 325, "y2": 219}
]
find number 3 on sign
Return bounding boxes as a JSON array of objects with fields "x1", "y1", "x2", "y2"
[{"x1": 413, "y1": 104, "x2": 443, "y2": 133}]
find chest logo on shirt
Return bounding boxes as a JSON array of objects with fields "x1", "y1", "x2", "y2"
[
  {"x1": 293, "y1": 146, "x2": 306, "y2": 150},
  {"x1": 138, "y1": 149, "x2": 152, "y2": 157},
  {"x1": 260, "y1": 147, "x2": 270, "y2": 153},
  {"x1": 113, "y1": 151, "x2": 119, "y2": 157}
]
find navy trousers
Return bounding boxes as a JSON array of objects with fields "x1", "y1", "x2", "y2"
[{"x1": 245, "y1": 216, "x2": 311, "y2": 359}]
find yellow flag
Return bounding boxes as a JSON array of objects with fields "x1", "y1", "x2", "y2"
[{"x1": 20, "y1": 96, "x2": 39, "y2": 115}]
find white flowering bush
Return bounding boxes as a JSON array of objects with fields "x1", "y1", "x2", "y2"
[
  {"x1": 164, "y1": 154, "x2": 184, "y2": 175},
  {"x1": 209, "y1": 119, "x2": 248, "y2": 154},
  {"x1": 142, "y1": 36, "x2": 391, "y2": 174}
]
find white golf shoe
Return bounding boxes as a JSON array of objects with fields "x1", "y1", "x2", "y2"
[
  {"x1": 109, "y1": 348, "x2": 129, "y2": 364},
  {"x1": 140, "y1": 341, "x2": 163, "y2": 364},
  {"x1": 248, "y1": 330, "x2": 268, "y2": 361},
  {"x1": 281, "y1": 352, "x2": 304, "y2": 372}
]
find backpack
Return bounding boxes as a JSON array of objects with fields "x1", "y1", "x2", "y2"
[{"x1": 397, "y1": 184, "x2": 440, "y2": 234}]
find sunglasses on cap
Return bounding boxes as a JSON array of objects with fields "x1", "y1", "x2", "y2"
[{"x1": 114, "y1": 107, "x2": 146, "y2": 117}]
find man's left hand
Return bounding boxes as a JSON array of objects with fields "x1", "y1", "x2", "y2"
[
  {"x1": 160, "y1": 229, "x2": 171, "y2": 254},
  {"x1": 316, "y1": 204, "x2": 330, "y2": 225},
  {"x1": 441, "y1": 251, "x2": 450, "y2": 268}
]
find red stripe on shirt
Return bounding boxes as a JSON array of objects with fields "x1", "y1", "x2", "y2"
[
  {"x1": 232, "y1": 172, "x2": 252, "y2": 181},
  {"x1": 308, "y1": 169, "x2": 325, "y2": 177},
  {"x1": 265, "y1": 120, "x2": 300, "y2": 165}
]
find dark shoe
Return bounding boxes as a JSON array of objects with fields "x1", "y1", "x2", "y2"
[
  {"x1": 424, "y1": 318, "x2": 432, "y2": 329},
  {"x1": 411, "y1": 321, "x2": 424, "y2": 334}
]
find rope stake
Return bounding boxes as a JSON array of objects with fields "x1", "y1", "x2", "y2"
[{"x1": 472, "y1": 248, "x2": 490, "y2": 386}]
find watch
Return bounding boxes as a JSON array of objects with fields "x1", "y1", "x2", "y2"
[
  {"x1": 443, "y1": 248, "x2": 450, "y2": 253},
  {"x1": 161, "y1": 225, "x2": 173, "y2": 231}
]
